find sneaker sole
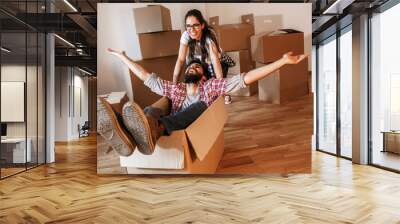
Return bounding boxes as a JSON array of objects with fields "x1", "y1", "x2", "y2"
[
  {"x1": 98, "y1": 97, "x2": 136, "y2": 156},
  {"x1": 122, "y1": 101, "x2": 155, "y2": 155}
]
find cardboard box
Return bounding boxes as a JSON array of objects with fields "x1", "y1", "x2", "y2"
[
  {"x1": 225, "y1": 50, "x2": 254, "y2": 75},
  {"x1": 251, "y1": 31, "x2": 304, "y2": 64},
  {"x1": 258, "y1": 58, "x2": 308, "y2": 104},
  {"x1": 210, "y1": 15, "x2": 254, "y2": 52},
  {"x1": 253, "y1": 15, "x2": 283, "y2": 34},
  {"x1": 238, "y1": 13, "x2": 283, "y2": 34},
  {"x1": 308, "y1": 71, "x2": 312, "y2": 94},
  {"x1": 119, "y1": 97, "x2": 227, "y2": 174},
  {"x1": 225, "y1": 50, "x2": 258, "y2": 96},
  {"x1": 138, "y1": 30, "x2": 181, "y2": 59},
  {"x1": 133, "y1": 5, "x2": 172, "y2": 34},
  {"x1": 105, "y1": 92, "x2": 129, "y2": 115},
  {"x1": 131, "y1": 55, "x2": 178, "y2": 108}
]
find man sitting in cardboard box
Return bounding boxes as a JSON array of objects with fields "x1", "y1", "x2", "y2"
[{"x1": 99, "y1": 48, "x2": 307, "y2": 156}]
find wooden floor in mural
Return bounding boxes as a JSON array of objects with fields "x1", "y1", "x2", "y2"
[
  {"x1": 1, "y1": 95, "x2": 400, "y2": 223},
  {"x1": 1, "y1": 134, "x2": 400, "y2": 223},
  {"x1": 219, "y1": 94, "x2": 312, "y2": 173},
  {"x1": 97, "y1": 94, "x2": 313, "y2": 174}
]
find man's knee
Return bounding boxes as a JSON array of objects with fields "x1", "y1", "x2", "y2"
[
  {"x1": 144, "y1": 106, "x2": 163, "y2": 120},
  {"x1": 190, "y1": 101, "x2": 207, "y2": 112}
]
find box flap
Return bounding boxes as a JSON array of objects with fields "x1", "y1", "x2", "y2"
[
  {"x1": 184, "y1": 97, "x2": 227, "y2": 161},
  {"x1": 209, "y1": 16, "x2": 219, "y2": 26},
  {"x1": 241, "y1": 14, "x2": 254, "y2": 25}
]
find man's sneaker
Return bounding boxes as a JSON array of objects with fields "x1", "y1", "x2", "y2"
[
  {"x1": 122, "y1": 101, "x2": 157, "y2": 155},
  {"x1": 97, "y1": 98, "x2": 136, "y2": 156}
]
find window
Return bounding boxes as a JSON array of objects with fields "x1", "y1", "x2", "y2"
[
  {"x1": 370, "y1": 2, "x2": 400, "y2": 171},
  {"x1": 0, "y1": 2, "x2": 47, "y2": 179},
  {"x1": 339, "y1": 28, "x2": 352, "y2": 158},
  {"x1": 317, "y1": 35, "x2": 337, "y2": 154}
]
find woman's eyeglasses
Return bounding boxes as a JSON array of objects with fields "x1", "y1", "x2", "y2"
[
  {"x1": 186, "y1": 23, "x2": 201, "y2": 31},
  {"x1": 188, "y1": 63, "x2": 202, "y2": 69}
]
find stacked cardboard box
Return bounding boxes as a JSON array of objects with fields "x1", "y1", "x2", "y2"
[
  {"x1": 308, "y1": 71, "x2": 312, "y2": 94},
  {"x1": 132, "y1": 5, "x2": 181, "y2": 107},
  {"x1": 210, "y1": 14, "x2": 257, "y2": 96},
  {"x1": 250, "y1": 29, "x2": 308, "y2": 103},
  {"x1": 253, "y1": 15, "x2": 283, "y2": 34},
  {"x1": 251, "y1": 30, "x2": 304, "y2": 64},
  {"x1": 133, "y1": 5, "x2": 172, "y2": 33},
  {"x1": 225, "y1": 50, "x2": 257, "y2": 96},
  {"x1": 130, "y1": 55, "x2": 177, "y2": 108},
  {"x1": 257, "y1": 58, "x2": 308, "y2": 104},
  {"x1": 210, "y1": 15, "x2": 254, "y2": 52}
]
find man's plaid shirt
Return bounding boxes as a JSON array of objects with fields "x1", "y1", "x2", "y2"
[{"x1": 160, "y1": 78, "x2": 227, "y2": 114}]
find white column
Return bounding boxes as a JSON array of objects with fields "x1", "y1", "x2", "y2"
[
  {"x1": 46, "y1": 32, "x2": 55, "y2": 163},
  {"x1": 352, "y1": 14, "x2": 369, "y2": 164}
]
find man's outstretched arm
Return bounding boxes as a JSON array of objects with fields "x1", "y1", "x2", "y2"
[
  {"x1": 107, "y1": 48, "x2": 150, "y2": 81},
  {"x1": 243, "y1": 52, "x2": 308, "y2": 85}
]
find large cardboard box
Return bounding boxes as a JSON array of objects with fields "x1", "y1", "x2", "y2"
[
  {"x1": 251, "y1": 31, "x2": 304, "y2": 64},
  {"x1": 133, "y1": 5, "x2": 172, "y2": 34},
  {"x1": 105, "y1": 92, "x2": 129, "y2": 115},
  {"x1": 138, "y1": 30, "x2": 180, "y2": 59},
  {"x1": 119, "y1": 97, "x2": 227, "y2": 174},
  {"x1": 253, "y1": 15, "x2": 283, "y2": 34},
  {"x1": 240, "y1": 13, "x2": 283, "y2": 34},
  {"x1": 258, "y1": 58, "x2": 308, "y2": 104},
  {"x1": 225, "y1": 50, "x2": 258, "y2": 96},
  {"x1": 210, "y1": 16, "x2": 254, "y2": 52},
  {"x1": 131, "y1": 55, "x2": 178, "y2": 107},
  {"x1": 225, "y1": 50, "x2": 254, "y2": 75}
]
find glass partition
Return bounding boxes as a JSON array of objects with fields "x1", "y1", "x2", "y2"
[
  {"x1": 0, "y1": 2, "x2": 46, "y2": 179},
  {"x1": 317, "y1": 35, "x2": 337, "y2": 154},
  {"x1": 339, "y1": 27, "x2": 352, "y2": 158},
  {"x1": 1, "y1": 30, "x2": 28, "y2": 177},
  {"x1": 371, "y1": 3, "x2": 400, "y2": 171}
]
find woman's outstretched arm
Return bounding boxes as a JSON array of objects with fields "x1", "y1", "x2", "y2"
[
  {"x1": 172, "y1": 44, "x2": 188, "y2": 83},
  {"x1": 209, "y1": 42, "x2": 223, "y2": 79}
]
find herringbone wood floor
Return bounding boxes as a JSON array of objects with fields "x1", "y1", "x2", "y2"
[{"x1": 1, "y1": 96, "x2": 400, "y2": 223}]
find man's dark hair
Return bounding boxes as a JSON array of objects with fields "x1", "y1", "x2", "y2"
[{"x1": 185, "y1": 59, "x2": 211, "y2": 79}]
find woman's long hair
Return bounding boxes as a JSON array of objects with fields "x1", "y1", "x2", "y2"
[{"x1": 185, "y1": 9, "x2": 221, "y2": 63}]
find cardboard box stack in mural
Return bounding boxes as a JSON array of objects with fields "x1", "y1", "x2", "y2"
[
  {"x1": 210, "y1": 14, "x2": 258, "y2": 97},
  {"x1": 131, "y1": 5, "x2": 180, "y2": 107},
  {"x1": 251, "y1": 30, "x2": 308, "y2": 104}
]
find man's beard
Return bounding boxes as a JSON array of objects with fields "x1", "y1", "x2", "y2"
[{"x1": 183, "y1": 72, "x2": 202, "y2": 84}]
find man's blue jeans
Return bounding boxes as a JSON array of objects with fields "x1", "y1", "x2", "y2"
[{"x1": 144, "y1": 101, "x2": 207, "y2": 135}]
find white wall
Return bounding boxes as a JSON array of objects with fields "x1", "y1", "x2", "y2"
[
  {"x1": 1, "y1": 65, "x2": 37, "y2": 138},
  {"x1": 55, "y1": 67, "x2": 68, "y2": 141},
  {"x1": 98, "y1": 3, "x2": 311, "y2": 99},
  {"x1": 54, "y1": 67, "x2": 89, "y2": 141}
]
